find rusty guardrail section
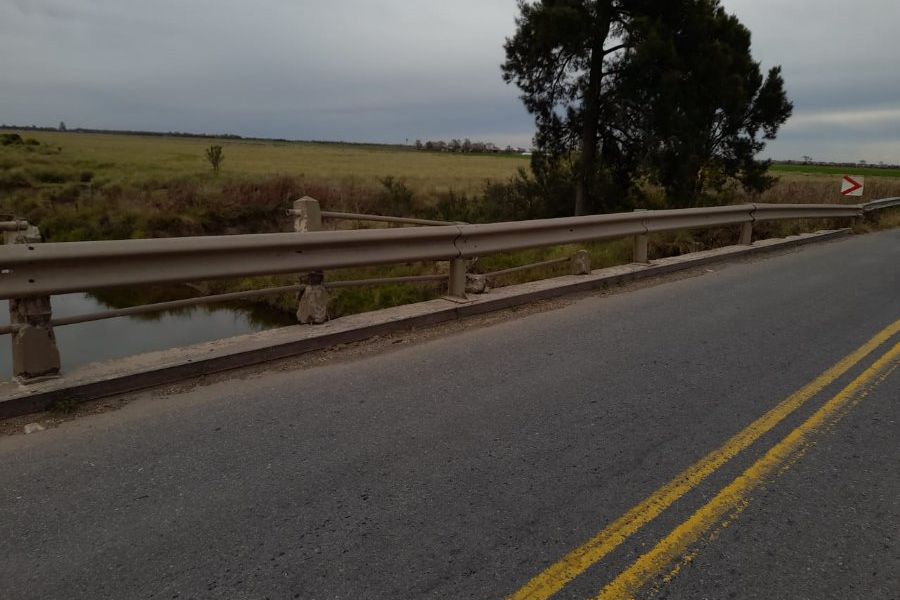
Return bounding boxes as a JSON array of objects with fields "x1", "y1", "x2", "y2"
[{"x1": 0, "y1": 198, "x2": 882, "y2": 382}]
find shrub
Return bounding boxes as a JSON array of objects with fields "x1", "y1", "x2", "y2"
[
  {"x1": 27, "y1": 166, "x2": 72, "y2": 184},
  {"x1": 0, "y1": 133, "x2": 23, "y2": 146},
  {"x1": 205, "y1": 145, "x2": 224, "y2": 174},
  {"x1": 0, "y1": 167, "x2": 32, "y2": 190},
  {"x1": 378, "y1": 176, "x2": 416, "y2": 216}
]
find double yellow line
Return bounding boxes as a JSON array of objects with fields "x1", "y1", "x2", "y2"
[{"x1": 510, "y1": 319, "x2": 900, "y2": 600}]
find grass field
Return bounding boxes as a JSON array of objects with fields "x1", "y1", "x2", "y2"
[
  {"x1": 5, "y1": 130, "x2": 898, "y2": 201},
  {"x1": 0, "y1": 130, "x2": 529, "y2": 194}
]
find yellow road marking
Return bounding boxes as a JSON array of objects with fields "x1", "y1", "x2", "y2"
[
  {"x1": 653, "y1": 359, "x2": 898, "y2": 597},
  {"x1": 595, "y1": 342, "x2": 900, "y2": 600},
  {"x1": 509, "y1": 319, "x2": 900, "y2": 600}
]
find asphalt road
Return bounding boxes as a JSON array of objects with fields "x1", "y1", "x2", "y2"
[{"x1": 1, "y1": 229, "x2": 898, "y2": 600}]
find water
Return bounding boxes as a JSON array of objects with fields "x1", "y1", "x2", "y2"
[{"x1": 0, "y1": 290, "x2": 295, "y2": 380}]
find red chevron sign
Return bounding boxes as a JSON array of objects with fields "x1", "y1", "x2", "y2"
[{"x1": 840, "y1": 175, "x2": 864, "y2": 197}]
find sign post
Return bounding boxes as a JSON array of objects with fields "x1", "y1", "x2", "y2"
[{"x1": 840, "y1": 175, "x2": 864, "y2": 197}]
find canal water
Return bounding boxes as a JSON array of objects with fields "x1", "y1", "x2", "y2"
[{"x1": 0, "y1": 290, "x2": 295, "y2": 380}]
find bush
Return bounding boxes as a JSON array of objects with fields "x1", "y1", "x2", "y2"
[
  {"x1": 0, "y1": 167, "x2": 32, "y2": 190},
  {"x1": 0, "y1": 133, "x2": 23, "y2": 146},
  {"x1": 425, "y1": 189, "x2": 475, "y2": 223},
  {"x1": 378, "y1": 176, "x2": 416, "y2": 216},
  {"x1": 27, "y1": 166, "x2": 73, "y2": 184}
]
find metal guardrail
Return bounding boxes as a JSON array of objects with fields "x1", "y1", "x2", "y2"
[
  {"x1": 287, "y1": 206, "x2": 459, "y2": 227},
  {"x1": 0, "y1": 226, "x2": 462, "y2": 299},
  {"x1": 862, "y1": 197, "x2": 900, "y2": 213},
  {"x1": 0, "y1": 197, "x2": 884, "y2": 381},
  {"x1": 483, "y1": 256, "x2": 572, "y2": 280},
  {"x1": 319, "y1": 210, "x2": 458, "y2": 227},
  {"x1": 0, "y1": 220, "x2": 29, "y2": 232},
  {"x1": 0, "y1": 202, "x2": 862, "y2": 300}
]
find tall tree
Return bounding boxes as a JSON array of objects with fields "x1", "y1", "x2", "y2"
[
  {"x1": 503, "y1": 0, "x2": 791, "y2": 214},
  {"x1": 502, "y1": 0, "x2": 676, "y2": 215},
  {"x1": 630, "y1": 0, "x2": 792, "y2": 206}
]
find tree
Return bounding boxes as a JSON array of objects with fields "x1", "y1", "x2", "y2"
[
  {"x1": 503, "y1": 0, "x2": 791, "y2": 213},
  {"x1": 503, "y1": 0, "x2": 680, "y2": 215},
  {"x1": 58, "y1": 121, "x2": 66, "y2": 132},
  {"x1": 631, "y1": 0, "x2": 792, "y2": 206},
  {"x1": 205, "y1": 145, "x2": 224, "y2": 174}
]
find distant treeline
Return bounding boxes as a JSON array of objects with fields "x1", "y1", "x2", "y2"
[
  {"x1": 415, "y1": 139, "x2": 529, "y2": 155},
  {"x1": 776, "y1": 159, "x2": 900, "y2": 170},
  {"x1": 2, "y1": 124, "x2": 247, "y2": 140},
  {"x1": 0, "y1": 124, "x2": 411, "y2": 149}
]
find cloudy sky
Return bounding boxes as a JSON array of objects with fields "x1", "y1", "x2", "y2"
[{"x1": 1, "y1": 0, "x2": 898, "y2": 162}]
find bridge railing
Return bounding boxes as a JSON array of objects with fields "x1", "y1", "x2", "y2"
[
  {"x1": 1, "y1": 198, "x2": 890, "y2": 382},
  {"x1": 861, "y1": 197, "x2": 900, "y2": 213}
]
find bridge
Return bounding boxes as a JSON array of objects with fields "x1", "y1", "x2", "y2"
[{"x1": 0, "y1": 200, "x2": 897, "y2": 598}]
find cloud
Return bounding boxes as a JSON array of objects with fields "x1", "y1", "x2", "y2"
[{"x1": 0, "y1": 0, "x2": 898, "y2": 160}]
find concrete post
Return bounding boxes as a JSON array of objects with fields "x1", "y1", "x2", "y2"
[
  {"x1": 633, "y1": 209, "x2": 650, "y2": 264},
  {"x1": 293, "y1": 196, "x2": 322, "y2": 233},
  {"x1": 1, "y1": 231, "x2": 16, "y2": 246},
  {"x1": 448, "y1": 258, "x2": 467, "y2": 299},
  {"x1": 5, "y1": 224, "x2": 61, "y2": 381},
  {"x1": 465, "y1": 273, "x2": 488, "y2": 295},
  {"x1": 570, "y1": 250, "x2": 592, "y2": 275},
  {"x1": 293, "y1": 197, "x2": 329, "y2": 324},
  {"x1": 2, "y1": 222, "x2": 41, "y2": 246},
  {"x1": 739, "y1": 221, "x2": 753, "y2": 246}
]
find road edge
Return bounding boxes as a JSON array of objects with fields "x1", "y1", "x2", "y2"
[{"x1": 0, "y1": 229, "x2": 851, "y2": 419}]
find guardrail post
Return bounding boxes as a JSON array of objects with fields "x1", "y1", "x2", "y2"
[
  {"x1": 2, "y1": 221, "x2": 41, "y2": 245},
  {"x1": 4, "y1": 224, "x2": 61, "y2": 381},
  {"x1": 739, "y1": 221, "x2": 753, "y2": 246},
  {"x1": 632, "y1": 209, "x2": 650, "y2": 264},
  {"x1": 570, "y1": 250, "x2": 591, "y2": 275},
  {"x1": 448, "y1": 258, "x2": 467, "y2": 299},
  {"x1": 293, "y1": 197, "x2": 329, "y2": 324},
  {"x1": 292, "y1": 196, "x2": 322, "y2": 233}
]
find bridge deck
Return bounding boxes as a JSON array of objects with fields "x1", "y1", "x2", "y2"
[{"x1": 1, "y1": 229, "x2": 897, "y2": 599}]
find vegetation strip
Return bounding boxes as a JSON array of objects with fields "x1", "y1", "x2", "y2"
[
  {"x1": 508, "y1": 318, "x2": 900, "y2": 600},
  {"x1": 596, "y1": 342, "x2": 900, "y2": 600}
]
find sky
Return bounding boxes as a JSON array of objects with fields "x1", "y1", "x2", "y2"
[{"x1": 1, "y1": 0, "x2": 898, "y2": 162}]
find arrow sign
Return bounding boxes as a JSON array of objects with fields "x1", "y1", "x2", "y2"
[{"x1": 841, "y1": 175, "x2": 864, "y2": 197}]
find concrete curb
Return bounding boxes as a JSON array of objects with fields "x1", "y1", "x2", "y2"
[{"x1": 0, "y1": 229, "x2": 851, "y2": 419}]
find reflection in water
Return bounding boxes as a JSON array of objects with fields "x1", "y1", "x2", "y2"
[{"x1": 0, "y1": 286, "x2": 295, "y2": 380}]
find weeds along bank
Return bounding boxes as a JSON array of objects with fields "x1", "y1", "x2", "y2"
[{"x1": 2, "y1": 130, "x2": 897, "y2": 320}]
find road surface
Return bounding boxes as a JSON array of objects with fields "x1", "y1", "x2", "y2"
[{"x1": 1, "y1": 229, "x2": 898, "y2": 599}]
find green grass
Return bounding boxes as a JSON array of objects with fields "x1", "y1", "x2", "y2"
[
  {"x1": 0, "y1": 130, "x2": 529, "y2": 194},
  {"x1": 770, "y1": 163, "x2": 900, "y2": 179}
]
